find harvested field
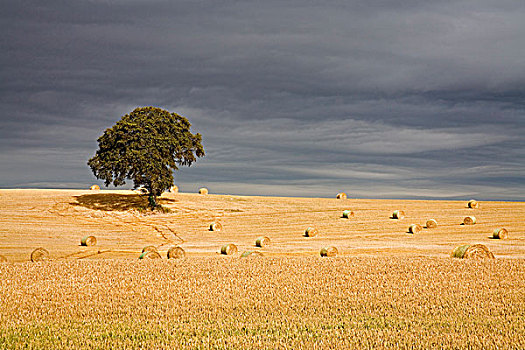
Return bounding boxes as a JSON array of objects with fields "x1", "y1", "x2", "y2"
[
  {"x1": 0, "y1": 258, "x2": 524, "y2": 348},
  {"x1": 0, "y1": 189, "x2": 523, "y2": 348},
  {"x1": 0, "y1": 189, "x2": 523, "y2": 261}
]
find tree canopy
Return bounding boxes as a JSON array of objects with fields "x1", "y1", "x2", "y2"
[{"x1": 88, "y1": 106, "x2": 205, "y2": 208}]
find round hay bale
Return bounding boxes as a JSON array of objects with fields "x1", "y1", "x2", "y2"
[
  {"x1": 167, "y1": 246, "x2": 186, "y2": 259},
  {"x1": 336, "y1": 192, "x2": 347, "y2": 199},
  {"x1": 425, "y1": 219, "x2": 438, "y2": 228},
  {"x1": 80, "y1": 235, "x2": 97, "y2": 246},
  {"x1": 90, "y1": 184, "x2": 100, "y2": 191},
  {"x1": 31, "y1": 248, "x2": 50, "y2": 262},
  {"x1": 220, "y1": 244, "x2": 238, "y2": 255},
  {"x1": 392, "y1": 210, "x2": 405, "y2": 219},
  {"x1": 463, "y1": 216, "x2": 476, "y2": 225},
  {"x1": 169, "y1": 185, "x2": 179, "y2": 193},
  {"x1": 320, "y1": 246, "x2": 338, "y2": 257},
  {"x1": 342, "y1": 210, "x2": 354, "y2": 218},
  {"x1": 468, "y1": 199, "x2": 480, "y2": 209},
  {"x1": 209, "y1": 222, "x2": 222, "y2": 231},
  {"x1": 0, "y1": 255, "x2": 7, "y2": 263},
  {"x1": 142, "y1": 245, "x2": 158, "y2": 254},
  {"x1": 241, "y1": 251, "x2": 264, "y2": 258},
  {"x1": 492, "y1": 228, "x2": 508, "y2": 239},
  {"x1": 408, "y1": 224, "x2": 422, "y2": 234},
  {"x1": 199, "y1": 187, "x2": 208, "y2": 195},
  {"x1": 304, "y1": 227, "x2": 318, "y2": 237},
  {"x1": 255, "y1": 236, "x2": 270, "y2": 247},
  {"x1": 139, "y1": 251, "x2": 162, "y2": 259},
  {"x1": 451, "y1": 244, "x2": 494, "y2": 259},
  {"x1": 452, "y1": 244, "x2": 471, "y2": 258}
]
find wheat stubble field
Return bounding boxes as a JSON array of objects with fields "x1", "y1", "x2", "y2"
[{"x1": 0, "y1": 189, "x2": 524, "y2": 348}]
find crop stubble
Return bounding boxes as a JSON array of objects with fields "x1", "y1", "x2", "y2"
[
  {"x1": 0, "y1": 190, "x2": 523, "y2": 260},
  {"x1": 0, "y1": 189, "x2": 524, "y2": 348},
  {"x1": 0, "y1": 257, "x2": 523, "y2": 348}
]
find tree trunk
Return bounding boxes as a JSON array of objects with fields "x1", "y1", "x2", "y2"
[
  {"x1": 148, "y1": 193, "x2": 157, "y2": 209},
  {"x1": 147, "y1": 186, "x2": 157, "y2": 209}
]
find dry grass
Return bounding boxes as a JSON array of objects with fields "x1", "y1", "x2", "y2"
[
  {"x1": 0, "y1": 258, "x2": 523, "y2": 349},
  {"x1": 0, "y1": 190, "x2": 523, "y2": 348},
  {"x1": 0, "y1": 189, "x2": 524, "y2": 261}
]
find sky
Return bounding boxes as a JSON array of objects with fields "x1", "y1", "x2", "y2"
[{"x1": 1, "y1": 0, "x2": 524, "y2": 200}]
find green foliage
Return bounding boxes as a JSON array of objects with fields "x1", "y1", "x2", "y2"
[{"x1": 88, "y1": 107, "x2": 204, "y2": 208}]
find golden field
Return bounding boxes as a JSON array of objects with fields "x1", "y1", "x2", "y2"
[
  {"x1": 0, "y1": 189, "x2": 523, "y2": 260},
  {"x1": 0, "y1": 189, "x2": 524, "y2": 348}
]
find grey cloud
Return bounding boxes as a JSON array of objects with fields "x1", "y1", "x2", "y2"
[{"x1": 1, "y1": 0, "x2": 524, "y2": 199}]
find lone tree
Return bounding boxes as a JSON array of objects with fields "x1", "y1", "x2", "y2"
[{"x1": 88, "y1": 106, "x2": 205, "y2": 209}]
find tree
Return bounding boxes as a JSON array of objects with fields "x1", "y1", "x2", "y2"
[{"x1": 88, "y1": 106, "x2": 205, "y2": 209}]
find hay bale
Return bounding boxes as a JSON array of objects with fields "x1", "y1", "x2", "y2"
[
  {"x1": 392, "y1": 210, "x2": 405, "y2": 219},
  {"x1": 80, "y1": 235, "x2": 97, "y2": 246},
  {"x1": 463, "y1": 216, "x2": 476, "y2": 225},
  {"x1": 336, "y1": 192, "x2": 347, "y2": 199},
  {"x1": 209, "y1": 222, "x2": 222, "y2": 231},
  {"x1": 220, "y1": 244, "x2": 238, "y2": 255},
  {"x1": 468, "y1": 199, "x2": 480, "y2": 209},
  {"x1": 135, "y1": 187, "x2": 148, "y2": 194},
  {"x1": 90, "y1": 184, "x2": 100, "y2": 191},
  {"x1": 452, "y1": 244, "x2": 470, "y2": 258},
  {"x1": 167, "y1": 246, "x2": 186, "y2": 259},
  {"x1": 142, "y1": 245, "x2": 158, "y2": 254},
  {"x1": 492, "y1": 228, "x2": 508, "y2": 239},
  {"x1": 320, "y1": 246, "x2": 338, "y2": 257},
  {"x1": 0, "y1": 255, "x2": 7, "y2": 263},
  {"x1": 169, "y1": 185, "x2": 179, "y2": 193},
  {"x1": 199, "y1": 187, "x2": 208, "y2": 195},
  {"x1": 31, "y1": 248, "x2": 50, "y2": 262},
  {"x1": 425, "y1": 219, "x2": 438, "y2": 228},
  {"x1": 408, "y1": 224, "x2": 422, "y2": 234},
  {"x1": 342, "y1": 210, "x2": 354, "y2": 218},
  {"x1": 451, "y1": 244, "x2": 494, "y2": 259},
  {"x1": 241, "y1": 251, "x2": 264, "y2": 258},
  {"x1": 304, "y1": 227, "x2": 318, "y2": 237},
  {"x1": 139, "y1": 251, "x2": 162, "y2": 259},
  {"x1": 255, "y1": 236, "x2": 270, "y2": 247}
]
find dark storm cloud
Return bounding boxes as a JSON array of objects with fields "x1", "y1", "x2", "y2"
[{"x1": 1, "y1": 0, "x2": 524, "y2": 199}]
